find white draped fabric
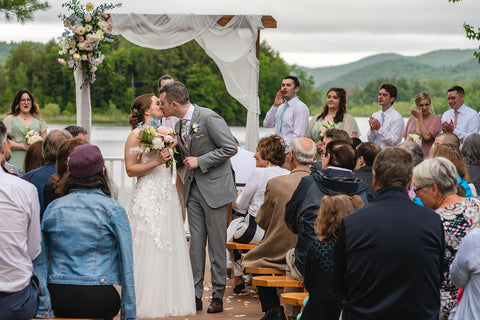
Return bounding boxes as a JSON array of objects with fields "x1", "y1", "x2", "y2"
[{"x1": 107, "y1": 13, "x2": 263, "y2": 151}]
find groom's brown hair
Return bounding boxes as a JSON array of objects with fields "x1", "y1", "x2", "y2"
[{"x1": 159, "y1": 81, "x2": 190, "y2": 106}]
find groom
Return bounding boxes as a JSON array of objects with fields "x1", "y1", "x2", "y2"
[{"x1": 159, "y1": 81, "x2": 237, "y2": 313}]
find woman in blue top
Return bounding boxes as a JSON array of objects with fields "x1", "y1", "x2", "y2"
[{"x1": 34, "y1": 144, "x2": 136, "y2": 320}]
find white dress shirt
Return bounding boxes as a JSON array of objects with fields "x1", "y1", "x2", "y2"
[
  {"x1": 263, "y1": 96, "x2": 309, "y2": 152},
  {"x1": 367, "y1": 106, "x2": 405, "y2": 149},
  {"x1": 236, "y1": 166, "x2": 289, "y2": 217},
  {"x1": 230, "y1": 147, "x2": 256, "y2": 189},
  {"x1": 0, "y1": 170, "x2": 41, "y2": 292},
  {"x1": 180, "y1": 104, "x2": 195, "y2": 135},
  {"x1": 441, "y1": 104, "x2": 480, "y2": 142}
]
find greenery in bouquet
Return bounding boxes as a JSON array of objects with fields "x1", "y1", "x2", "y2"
[
  {"x1": 57, "y1": 0, "x2": 122, "y2": 87},
  {"x1": 24, "y1": 128, "x2": 42, "y2": 145},
  {"x1": 130, "y1": 118, "x2": 177, "y2": 168},
  {"x1": 319, "y1": 120, "x2": 335, "y2": 141}
]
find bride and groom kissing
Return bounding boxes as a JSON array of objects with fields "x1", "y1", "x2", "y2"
[{"x1": 125, "y1": 81, "x2": 238, "y2": 317}]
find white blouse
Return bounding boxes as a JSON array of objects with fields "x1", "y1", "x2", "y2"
[{"x1": 236, "y1": 166, "x2": 290, "y2": 217}]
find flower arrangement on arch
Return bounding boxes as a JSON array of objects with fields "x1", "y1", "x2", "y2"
[
  {"x1": 57, "y1": 0, "x2": 122, "y2": 87},
  {"x1": 129, "y1": 118, "x2": 177, "y2": 168}
]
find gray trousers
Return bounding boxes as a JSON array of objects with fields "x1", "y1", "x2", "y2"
[{"x1": 187, "y1": 181, "x2": 229, "y2": 299}]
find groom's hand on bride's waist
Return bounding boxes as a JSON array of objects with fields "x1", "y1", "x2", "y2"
[{"x1": 184, "y1": 157, "x2": 199, "y2": 170}]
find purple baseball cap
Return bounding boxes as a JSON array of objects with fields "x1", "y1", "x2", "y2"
[{"x1": 67, "y1": 144, "x2": 104, "y2": 178}]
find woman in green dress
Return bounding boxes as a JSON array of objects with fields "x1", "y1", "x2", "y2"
[
  {"x1": 308, "y1": 88, "x2": 359, "y2": 157},
  {"x1": 3, "y1": 89, "x2": 47, "y2": 170}
]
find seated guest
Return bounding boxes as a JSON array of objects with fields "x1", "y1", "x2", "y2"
[
  {"x1": 23, "y1": 129, "x2": 72, "y2": 218},
  {"x1": 354, "y1": 142, "x2": 381, "y2": 200},
  {"x1": 3, "y1": 133, "x2": 24, "y2": 177},
  {"x1": 0, "y1": 121, "x2": 41, "y2": 320},
  {"x1": 310, "y1": 128, "x2": 352, "y2": 172},
  {"x1": 351, "y1": 137, "x2": 362, "y2": 149},
  {"x1": 301, "y1": 194, "x2": 363, "y2": 320},
  {"x1": 461, "y1": 133, "x2": 480, "y2": 194},
  {"x1": 43, "y1": 137, "x2": 89, "y2": 209},
  {"x1": 335, "y1": 147, "x2": 445, "y2": 319},
  {"x1": 430, "y1": 143, "x2": 475, "y2": 197},
  {"x1": 64, "y1": 125, "x2": 88, "y2": 139},
  {"x1": 230, "y1": 137, "x2": 256, "y2": 216},
  {"x1": 399, "y1": 141, "x2": 423, "y2": 167},
  {"x1": 228, "y1": 135, "x2": 289, "y2": 292},
  {"x1": 413, "y1": 157, "x2": 480, "y2": 319},
  {"x1": 23, "y1": 140, "x2": 44, "y2": 173},
  {"x1": 450, "y1": 228, "x2": 480, "y2": 320},
  {"x1": 243, "y1": 138, "x2": 316, "y2": 320},
  {"x1": 434, "y1": 132, "x2": 460, "y2": 149},
  {"x1": 34, "y1": 144, "x2": 136, "y2": 319}
]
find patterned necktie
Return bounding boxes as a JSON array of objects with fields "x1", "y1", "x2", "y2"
[
  {"x1": 278, "y1": 101, "x2": 289, "y2": 135},
  {"x1": 375, "y1": 112, "x2": 385, "y2": 147},
  {"x1": 180, "y1": 119, "x2": 188, "y2": 148}
]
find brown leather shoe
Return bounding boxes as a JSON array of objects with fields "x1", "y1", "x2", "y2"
[
  {"x1": 207, "y1": 297, "x2": 223, "y2": 313},
  {"x1": 196, "y1": 298, "x2": 202, "y2": 311}
]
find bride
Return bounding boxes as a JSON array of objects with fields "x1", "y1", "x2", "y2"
[{"x1": 124, "y1": 94, "x2": 196, "y2": 317}]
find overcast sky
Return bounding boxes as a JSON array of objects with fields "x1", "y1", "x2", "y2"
[{"x1": 0, "y1": 0, "x2": 479, "y2": 67}]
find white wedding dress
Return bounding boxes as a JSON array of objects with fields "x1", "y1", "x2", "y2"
[{"x1": 128, "y1": 150, "x2": 196, "y2": 318}]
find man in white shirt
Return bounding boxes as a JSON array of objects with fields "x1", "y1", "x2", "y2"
[
  {"x1": 367, "y1": 83, "x2": 405, "y2": 149},
  {"x1": 441, "y1": 85, "x2": 480, "y2": 144},
  {"x1": 0, "y1": 121, "x2": 41, "y2": 320},
  {"x1": 263, "y1": 76, "x2": 309, "y2": 155}
]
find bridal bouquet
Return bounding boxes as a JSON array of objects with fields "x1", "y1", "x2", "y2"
[
  {"x1": 24, "y1": 129, "x2": 42, "y2": 145},
  {"x1": 130, "y1": 118, "x2": 177, "y2": 167},
  {"x1": 319, "y1": 120, "x2": 335, "y2": 141},
  {"x1": 57, "y1": 0, "x2": 122, "y2": 87},
  {"x1": 406, "y1": 132, "x2": 422, "y2": 146}
]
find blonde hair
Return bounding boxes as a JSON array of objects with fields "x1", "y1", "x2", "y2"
[
  {"x1": 413, "y1": 91, "x2": 435, "y2": 114},
  {"x1": 315, "y1": 194, "x2": 363, "y2": 240}
]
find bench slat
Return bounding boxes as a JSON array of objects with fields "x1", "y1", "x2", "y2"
[
  {"x1": 252, "y1": 275, "x2": 304, "y2": 288},
  {"x1": 226, "y1": 241, "x2": 256, "y2": 250},
  {"x1": 244, "y1": 267, "x2": 285, "y2": 275},
  {"x1": 281, "y1": 292, "x2": 309, "y2": 306}
]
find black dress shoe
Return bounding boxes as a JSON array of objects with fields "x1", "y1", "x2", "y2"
[
  {"x1": 196, "y1": 297, "x2": 202, "y2": 311},
  {"x1": 233, "y1": 282, "x2": 245, "y2": 293},
  {"x1": 264, "y1": 306, "x2": 286, "y2": 320},
  {"x1": 207, "y1": 297, "x2": 223, "y2": 313}
]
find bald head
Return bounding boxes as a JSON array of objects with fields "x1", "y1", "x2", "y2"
[{"x1": 434, "y1": 132, "x2": 460, "y2": 149}]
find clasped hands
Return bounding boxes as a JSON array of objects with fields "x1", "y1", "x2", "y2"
[
  {"x1": 368, "y1": 117, "x2": 382, "y2": 131},
  {"x1": 441, "y1": 120, "x2": 455, "y2": 133}
]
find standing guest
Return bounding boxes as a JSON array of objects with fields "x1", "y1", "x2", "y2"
[
  {"x1": 64, "y1": 125, "x2": 88, "y2": 139},
  {"x1": 34, "y1": 145, "x2": 136, "y2": 320},
  {"x1": 0, "y1": 121, "x2": 41, "y2": 320},
  {"x1": 430, "y1": 143, "x2": 474, "y2": 197},
  {"x1": 413, "y1": 157, "x2": 480, "y2": 319},
  {"x1": 23, "y1": 129, "x2": 72, "y2": 218},
  {"x1": 441, "y1": 86, "x2": 480, "y2": 144},
  {"x1": 228, "y1": 135, "x2": 290, "y2": 293},
  {"x1": 310, "y1": 128, "x2": 352, "y2": 172},
  {"x1": 354, "y1": 142, "x2": 381, "y2": 200},
  {"x1": 301, "y1": 194, "x2": 363, "y2": 320},
  {"x1": 243, "y1": 138, "x2": 316, "y2": 320},
  {"x1": 308, "y1": 87, "x2": 359, "y2": 155},
  {"x1": 335, "y1": 147, "x2": 445, "y2": 319},
  {"x1": 23, "y1": 140, "x2": 45, "y2": 173},
  {"x1": 3, "y1": 89, "x2": 47, "y2": 170},
  {"x1": 367, "y1": 83, "x2": 405, "y2": 148},
  {"x1": 450, "y1": 228, "x2": 480, "y2": 320},
  {"x1": 461, "y1": 133, "x2": 480, "y2": 193},
  {"x1": 434, "y1": 132, "x2": 460, "y2": 148},
  {"x1": 403, "y1": 91, "x2": 442, "y2": 159},
  {"x1": 263, "y1": 75, "x2": 309, "y2": 168},
  {"x1": 159, "y1": 81, "x2": 237, "y2": 313}
]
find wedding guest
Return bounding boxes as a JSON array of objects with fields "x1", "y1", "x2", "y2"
[
  {"x1": 301, "y1": 194, "x2": 363, "y2": 320},
  {"x1": 230, "y1": 137, "x2": 256, "y2": 216},
  {"x1": 441, "y1": 86, "x2": 480, "y2": 144},
  {"x1": 23, "y1": 140, "x2": 45, "y2": 173},
  {"x1": 0, "y1": 121, "x2": 41, "y2": 320},
  {"x1": 434, "y1": 132, "x2": 460, "y2": 148},
  {"x1": 34, "y1": 144, "x2": 136, "y2": 319},
  {"x1": 351, "y1": 137, "x2": 362, "y2": 149},
  {"x1": 3, "y1": 133, "x2": 24, "y2": 177},
  {"x1": 23, "y1": 129, "x2": 72, "y2": 218},
  {"x1": 413, "y1": 157, "x2": 480, "y2": 319},
  {"x1": 430, "y1": 143, "x2": 474, "y2": 197},
  {"x1": 64, "y1": 125, "x2": 88, "y2": 139},
  {"x1": 367, "y1": 83, "x2": 405, "y2": 148},
  {"x1": 450, "y1": 228, "x2": 480, "y2": 320},
  {"x1": 3, "y1": 89, "x2": 47, "y2": 170},
  {"x1": 403, "y1": 91, "x2": 441, "y2": 159},
  {"x1": 310, "y1": 128, "x2": 352, "y2": 172},
  {"x1": 308, "y1": 87, "x2": 359, "y2": 156},
  {"x1": 354, "y1": 142, "x2": 381, "y2": 200},
  {"x1": 461, "y1": 133, "x2": 480, "y2": 193},
  {"x1": 228, "y1": 134, "x2": 290, "y2": 292},
  {"x1": 399, "y1": 141, "x2": 423, "y2": 167}
]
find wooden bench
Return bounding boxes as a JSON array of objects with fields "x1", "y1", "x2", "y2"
[
  {"x1": 226, "y1": 241, "x2": 256, "y2": 250},
  {"x1": 244, "y1": 266, "x2": 285, "y2": 275},
  {"x1": 281, "y1": 292, "x2": 309, "y2": 306},
  {"x1": 252, "y1": 275, "x2": 304, "y2": 288},
  {"x1": 35, "y1": 318, "x2": 101, "y2": 320}
]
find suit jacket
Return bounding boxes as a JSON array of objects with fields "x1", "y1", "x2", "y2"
[
  {"x1": 175, "y1": 104, "x2": 237, "y2": 208},
  {"x1": 242, "y1": 166, "x2": 311, "y2": 271}
]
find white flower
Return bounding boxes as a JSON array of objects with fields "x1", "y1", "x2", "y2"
[
  {"x1": 86, "y1": 2, "x2": 94, "y2": 11},
  {"x1": 151, "y1": 137, "x2": 165, "y2": 150},
  {"x1": 85, "y1": 14, "x2": 92, "y2": 22},
  {"x1": 98, "y1": 20, "x2": 107, "y2": 30},
  {"x1": 85, "y1": 24, "x2": 93, "y2": 32},
  {"x1": 73, "y1": 53, "x2": 81, "y2": 61}
]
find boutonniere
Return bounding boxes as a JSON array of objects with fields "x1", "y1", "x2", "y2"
[{"x1": 191, "y1": 123, "x2": 201, "y2": 133}]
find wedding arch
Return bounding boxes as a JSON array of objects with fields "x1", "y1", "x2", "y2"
[{"x1": 75, "y1": 14, "x2": 276, "y2": 151}]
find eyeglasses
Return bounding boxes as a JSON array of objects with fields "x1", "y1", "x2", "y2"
[
  {"x1": 413, "y1": 186, "x2": 423, "y2": 193},
  {"x1": 20, "y1": 99, "x2": 32, "y2": 103}
]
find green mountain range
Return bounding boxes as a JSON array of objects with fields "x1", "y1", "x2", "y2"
[{"x1": 300, "y1": 49, "x2": 480, "y2": 89}]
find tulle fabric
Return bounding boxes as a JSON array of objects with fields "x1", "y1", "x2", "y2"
[{"x1": 128, "y1": 150, "x2": 195, "y2": 318}]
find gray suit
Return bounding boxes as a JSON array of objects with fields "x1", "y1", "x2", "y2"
[{"x1": 176, "y1": 104, "x2": 237, "y2": 299}]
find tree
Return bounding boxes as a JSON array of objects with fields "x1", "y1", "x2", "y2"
[
  {"x1": 0, "y1": 0, "x2": 50, "y2": 23},
  {"x1": 449, "y1": 0, "x2": 480, "y2": 63}
]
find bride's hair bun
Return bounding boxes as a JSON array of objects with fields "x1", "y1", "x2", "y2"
[{"x1": 128, "y1": 94, "x2": 155, "y2": 129}]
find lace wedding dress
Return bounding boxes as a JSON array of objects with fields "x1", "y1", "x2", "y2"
[{"x1": 128, "y1": 150, "x2": 195, "y2": 318}]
